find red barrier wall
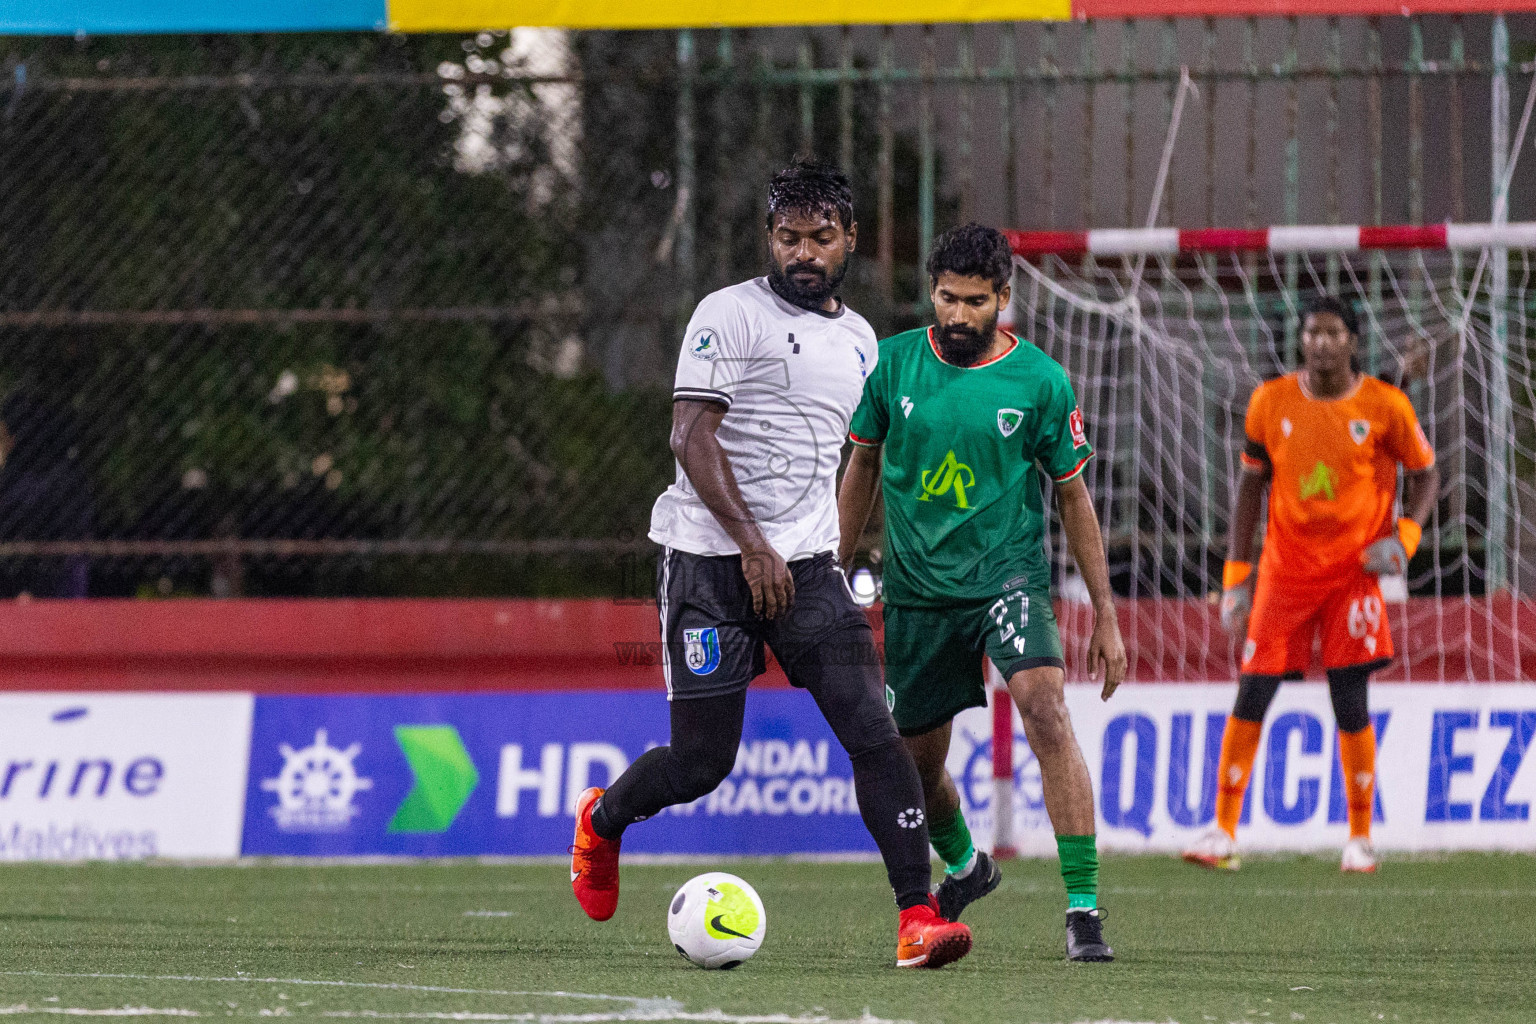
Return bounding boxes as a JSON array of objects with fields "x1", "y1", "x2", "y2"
[{"x1": 0, "y1": 595, "x2": 1528, "y2": 692}]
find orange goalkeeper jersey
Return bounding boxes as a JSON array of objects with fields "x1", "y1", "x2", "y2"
[{"x1": 1242, "y1": 373, "x2": 1434, "y2": 583}]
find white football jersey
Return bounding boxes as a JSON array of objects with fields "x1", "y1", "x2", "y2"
[{"x1": 649, "y1": 277, "x2": 878, "y2": 561}]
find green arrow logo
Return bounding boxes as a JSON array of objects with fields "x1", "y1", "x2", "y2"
[{"x1": 387, "y1": 725, "x2": 479, "y2": 834}]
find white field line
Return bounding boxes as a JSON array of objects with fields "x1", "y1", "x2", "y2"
[
  {"x1": 0, "y1": 973, "x2": 1180, "y2": 1024},
  {"x1": 0, "y1": 1008, "x2": 199, "y2": 1018},
  {"x1": 461, "y1": 912, "x2": 517, "y2": 918},
  {"x1": 0, "y1": 978, "x2": 636, "y2": 1006}
]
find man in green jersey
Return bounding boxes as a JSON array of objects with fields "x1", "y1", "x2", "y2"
[{"x1": 838, "y1": 223, "x2": 1128, "y2": 962}]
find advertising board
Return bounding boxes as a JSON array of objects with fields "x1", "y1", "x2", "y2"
[
  {"x1": 241, "y1": 691, "x2": 875, "y2": 856},
  {"x1": 0, "y1": 682, "x2": 1526, "y2": 859},
  {"x1": 0, "y1": 694, "x2": 253, "y2": 860},
  {"x1": 949, "y1": 683, "x2": 1536, "y2": 855}
]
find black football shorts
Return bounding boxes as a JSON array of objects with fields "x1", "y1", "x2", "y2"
[{"x1": 656, "y1": 548, "x2": 873, "y2": 700}]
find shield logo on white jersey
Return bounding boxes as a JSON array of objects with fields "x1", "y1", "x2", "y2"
[
  {"x1": 683, "y1": 627, "x2": 721, "y2": 675},
  {"x1": 997, "y1": 408, "x2": 1024, "y2": 438},
  {"x1": 1349, "y1": 419, "x2": 1370, "y2": 445}
]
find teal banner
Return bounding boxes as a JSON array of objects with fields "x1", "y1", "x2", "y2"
[{"x1": 1, "y1": 0, "x2": 382, "y2": 34}]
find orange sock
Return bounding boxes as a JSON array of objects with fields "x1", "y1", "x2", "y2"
[
  {"x1": 1215, "y1": 718, "x2": 1263, "y2": 840},
  {"x1": 1339, "y1": 724, "x2": 1378, "y2": 839}
]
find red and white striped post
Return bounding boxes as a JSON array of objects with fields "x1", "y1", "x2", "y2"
[
  {"x1": 1006, "y1": 221, "x2": 1536, "y2": 257},
  {"x1": 988, "y1": 661, "x2": 1017, "y2": 860}
]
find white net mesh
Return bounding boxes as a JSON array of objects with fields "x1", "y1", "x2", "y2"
[{"x1": 1012, "y1": 246, "x2": 1536, "y2": 682}]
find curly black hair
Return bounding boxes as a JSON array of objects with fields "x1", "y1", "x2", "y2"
[
  {"x1": 1301, "y1": 293, "x2": 1360, "y2": 337},
  {"x1": 765, "y1": 158, "x2": 854, "y2": 230},
  {"x1": 926, "y1": 222, "x2": 1014, "y2": 292}
]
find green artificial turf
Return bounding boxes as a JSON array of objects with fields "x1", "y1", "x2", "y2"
[{"x1": 0, "y1": 853, "x2": 1530, "y2": 1024}]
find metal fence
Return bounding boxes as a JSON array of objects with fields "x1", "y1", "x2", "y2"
[{"x1": 0, "y1": 17, "x2": 1533, "y2": 597}]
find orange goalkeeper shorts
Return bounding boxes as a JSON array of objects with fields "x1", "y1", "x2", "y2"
[{"x1": 1241, "y1": 569, "x2": 1393, "y2": 676}]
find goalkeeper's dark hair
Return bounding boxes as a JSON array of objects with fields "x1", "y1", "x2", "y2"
[
  {"x1": 1301, "y1": 293, "x2": 1360, "y2": 337},
  {"x1": 927, "y1": 222, "x2": 1014, "y2": 293},
  {"x1": 765, "y1": 159, "x2": 854, "y2": 230}
]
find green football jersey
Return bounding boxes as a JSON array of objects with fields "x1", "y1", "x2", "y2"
[{"x1": 847, "y1": 326, "x2": 1094, "y2": 607}]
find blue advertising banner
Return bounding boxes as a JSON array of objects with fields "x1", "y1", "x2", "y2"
[
  {"x1": 948, "y1": 681, "x2": 1536, "y2": 855},
  {"x1": 241, "y1": 691, "x2": 874, "y2": 856}
]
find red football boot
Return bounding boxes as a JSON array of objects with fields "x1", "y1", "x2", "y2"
[
  {"x1": 570, "y1": 786, "x2": 621, "y2": 921},
  {"x1": 896, "y1": 896, "x2": 972, "y2": 968}
]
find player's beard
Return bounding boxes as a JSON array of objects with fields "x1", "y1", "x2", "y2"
[
  {"x1": 768, "y1": 251, "x2": 850, "y2": 311},
  {"x1": 935, "y1": 314, "x2": 998, "y2": 367}
]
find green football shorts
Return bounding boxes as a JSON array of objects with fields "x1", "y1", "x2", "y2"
[{"x1": 882, "y1": 584, "x2": 1065, "y2": 737}]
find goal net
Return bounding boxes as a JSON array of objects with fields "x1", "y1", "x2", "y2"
[{"x1": 1005, "y1": 223, "x2": 1536, "y2": 685}]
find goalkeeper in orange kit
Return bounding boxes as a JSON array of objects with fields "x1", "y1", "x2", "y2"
[{"x1": 1183, "y1": 295, "x2": 1438, "y2": 874}]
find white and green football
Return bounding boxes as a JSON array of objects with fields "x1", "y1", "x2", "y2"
[{"x1": 666, "y1": 872, "x2": 766, "y2": 970}]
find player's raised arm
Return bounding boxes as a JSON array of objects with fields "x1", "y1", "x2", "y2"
[
  {"x1": 669, "y1": 399, "x2": 793, "y2": 619},
  {"x1": 1053, "y1": 475, "x2": 1127, "y2": 700}
]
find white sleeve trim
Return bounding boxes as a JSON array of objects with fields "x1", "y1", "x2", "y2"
[{"x1": 673, "y1": 387, "x2": 731, "y2": 408}]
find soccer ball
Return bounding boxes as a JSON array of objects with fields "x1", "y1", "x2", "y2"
[{"x1": 666, "y1": 872, "x2": 766, "y2": 970}]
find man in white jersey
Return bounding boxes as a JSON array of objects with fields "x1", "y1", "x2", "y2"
[{"x1": 570, "y1": 160, "x2": 973, "y2": 969}]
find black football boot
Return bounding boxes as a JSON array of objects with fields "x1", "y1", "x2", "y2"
[
  {"x1": 1065, "y1": 907, "x2": 1114, "y2": 962},
  {"x1": 934, "y1": 850, "x2": 1002, "y2": 922}
]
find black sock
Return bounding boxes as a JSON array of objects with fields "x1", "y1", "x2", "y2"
[
  {"x1": 590, "y1": 691, "x2": 745, "y2": 841},
  {"x1": 850, "y1": 738, "x2": 935, "y2": 911},
  {"x1": 588, "y1": 792, "x2": 625, "y2": 841}
]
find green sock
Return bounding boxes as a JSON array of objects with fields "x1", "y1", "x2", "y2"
[
  {"x1": 1056, "y1": 834, "x2": 1098, "y2": 911},
  {"x1": 928, "y1": 806, "x2": 977, "y2": 876}
]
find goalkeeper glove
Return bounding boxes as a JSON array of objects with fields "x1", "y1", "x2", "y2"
[
  {"x1": 1220, "y1": 561, "x2": 1254, "y2": 636},
  {"x1": 1362, "y1": 518, "x2": 1422, "y2": 576}
]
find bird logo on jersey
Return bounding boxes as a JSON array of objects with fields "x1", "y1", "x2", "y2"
[
  {"x1": 997, "y1": 408, "x2": 1024, "y2": 438},
  {"x1": 689, "y1": 328, "x2": 720, "y2": 361}
]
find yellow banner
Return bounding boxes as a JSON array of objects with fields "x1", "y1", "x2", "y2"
[{"x1": 389, "y1": 0, "x2": 1069, "y2": 30}]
